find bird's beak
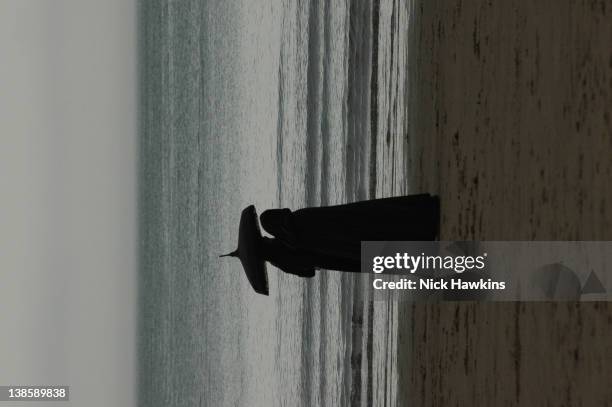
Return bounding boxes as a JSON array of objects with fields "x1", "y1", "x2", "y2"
[{"x1": 219, "y1": 249, "x2": 239, "y2": 258}]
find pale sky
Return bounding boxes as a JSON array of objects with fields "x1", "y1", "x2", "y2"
[{"x1": 0, "y1": 1, "x2": 137, "y2": 406}]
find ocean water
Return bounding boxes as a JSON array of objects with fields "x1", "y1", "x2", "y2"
[{"x1": 139, "y1": 0, "x2": 413, "y2": 406}]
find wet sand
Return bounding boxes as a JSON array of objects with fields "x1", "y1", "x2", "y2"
[{"x1": 396, "y1": 0, "x2": 612, "y2": 405}]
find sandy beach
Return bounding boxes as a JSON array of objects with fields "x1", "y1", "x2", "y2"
[{"x1": 394, "y1": 0, "x2": 612, "y2": 404}]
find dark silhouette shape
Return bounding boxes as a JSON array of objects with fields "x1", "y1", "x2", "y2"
[
  {"x1": 222, "y1": 194, "x2": 440, "y2": 295},
  {"x1": 220, "y1": 206, "x2": 269, "y2": 295}
]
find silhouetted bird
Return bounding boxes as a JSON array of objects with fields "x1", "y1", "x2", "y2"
[{"x1": 221, "y1": 194, "x2": 440, "y2": 295}]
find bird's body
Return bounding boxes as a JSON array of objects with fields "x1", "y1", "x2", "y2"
[{"x1": 222, "y1": 194, "x2": 440, "y2": 294}]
